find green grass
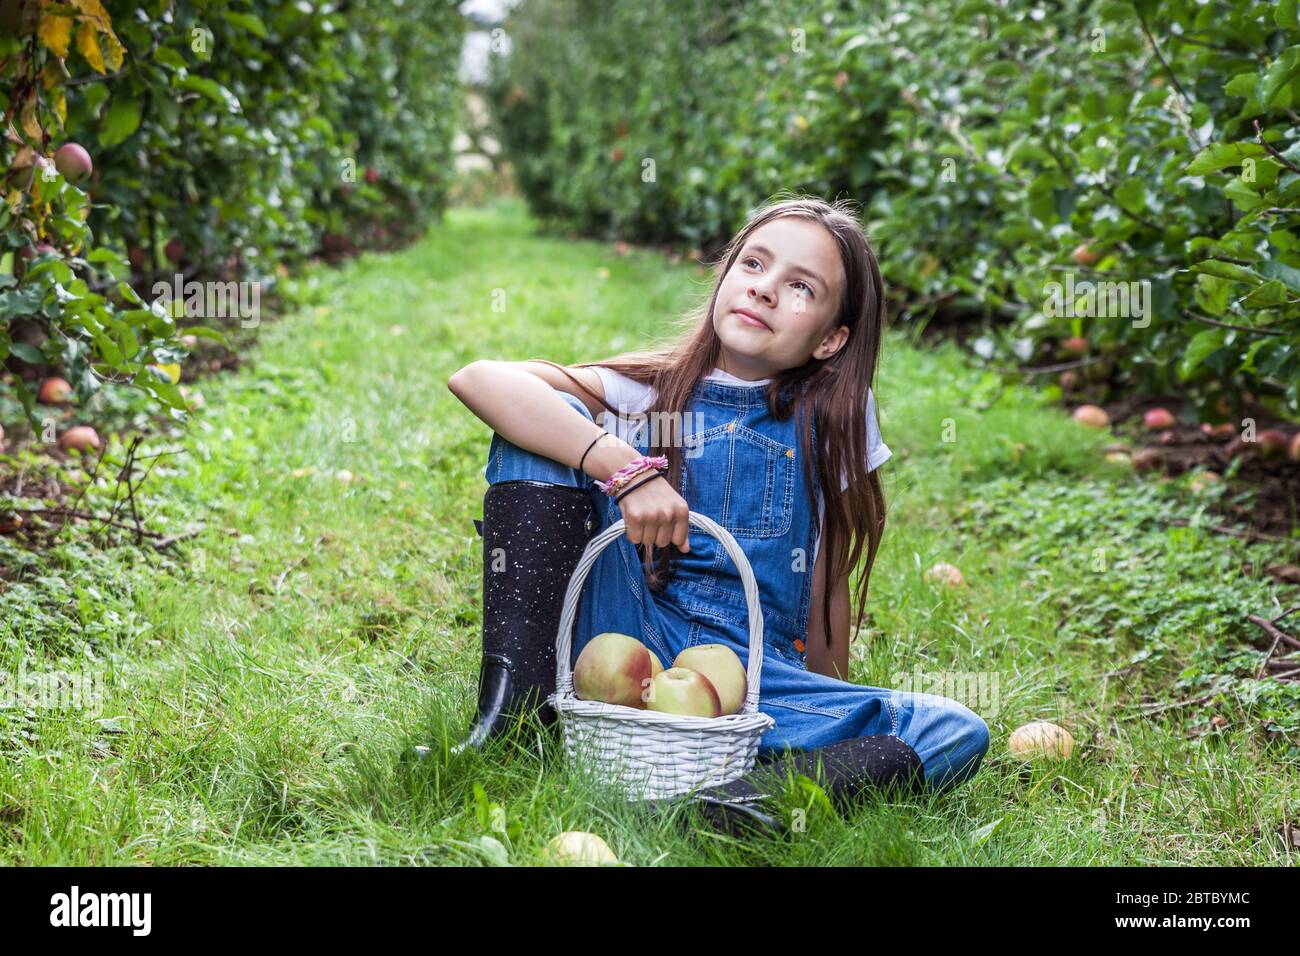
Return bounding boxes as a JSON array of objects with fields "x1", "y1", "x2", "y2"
[{"x1": 1, "y1": 196, "x2": 1297, "y2": 865}]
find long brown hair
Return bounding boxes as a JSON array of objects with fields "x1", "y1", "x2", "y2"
[{"x1": 538, "y1": 193, "x2": 888, "y2": 654}]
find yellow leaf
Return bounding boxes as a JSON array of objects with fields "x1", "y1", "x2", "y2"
[
  {"x1": 51, "y1": 89, "x2": 67, "y2": 126},
  {"x1": 75, "y1": 21, "x2": 104, "y2": 74},
  {"x1": 38, "y1": 11, "x2": 72, "y2": 58},
  {"x1": 5, "y1": 190, "x2": 22, "y2": 215},
  {"x1": 19, "y1": 94, "x2": 41, "y2": 142},
  {"x1": 70, "y1": 0, "x2": 113, "y2": 32},
  {"x1": 100, "y1": 29, "x2": 124, "y2": 72}
]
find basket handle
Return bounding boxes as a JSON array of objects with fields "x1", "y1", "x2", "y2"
[{"x1": 554, "y1": 511, "x2": 765, "y2": 716}]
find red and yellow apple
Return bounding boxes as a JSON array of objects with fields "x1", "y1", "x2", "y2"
[
  {"x1": 573, "y1": 632, "x2": 652, "y2": 708},
  {"x1": 1143, "y1": 408, "x2": 1176, "y2": 430},
  {"x1": 38, "y1": 376, "x2": 72, "y2": 404},
  {"x1": 58, "y1": 425, "x2": 100, "y2": 453},
  {"x1": 673, "y1": 644, "x2": 746, "y2": 716},
  {"x1": 643, "y1": 667, "x2": 720, "y2": 718},
  {"x1": 1257, "y1": 429, "x2": 1289, "y2": 457},
  {"x1": 1072, "y1": 404, "x2": 1110, "y2": 428}
]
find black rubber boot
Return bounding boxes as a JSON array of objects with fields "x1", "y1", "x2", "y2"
[
  {"x1": 647, "y1": 734, "x2": 926, "y2": 838},
  {"x1": 419, "y1": 480, "x2": 598, "y2": 759}
]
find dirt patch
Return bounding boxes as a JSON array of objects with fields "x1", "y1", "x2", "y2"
[{"x1": 1078, "y1": 393, "x2": 1300, "y2": 538}]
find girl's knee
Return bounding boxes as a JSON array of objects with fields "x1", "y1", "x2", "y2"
[{"x1": 484, "y1": 389, "x2": 601, "y2": 487}]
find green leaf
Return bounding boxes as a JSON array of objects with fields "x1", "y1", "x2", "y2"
[
  {"x1": 1114, "y1": 178, "x2": 1145, "y2": 212},
  {"x1": 9, "y1": 341, "x2": 44, "y2": 364},
  {"x1": 1258, "y1": 258, "x2": 1300, "y2": 293},
  {"x1": 99, "y1": 96, "x2": 142, "y2": 148},
  {"x1": 1185, "y1": 142, "x2": 1267, "y2": 176},
  {"x1": 1224, "y1": 72, "x2": 1259, "y2": 99},
  {"x1": 1260, "y1": 48, "x2": 1300, "y2": 109},
  {"x1": 970, "y1": 816, "x2": 1006, "y2": 847},
  {"x1": 221, "y1": 11, "x2": 269, "y2": 38},
  {"x1": 1280, "y1": 0, "x2": 1299, "y2": 28},
  {"x1": 1179, "y1": 328, "x2": 1227, "y2": 381},
  {"x1": 153, "y1": 47, "x2": 188, "y2": 70},
  {"x1": 1223, "y1": 178, "x2": 1265, "y2": 212},
  {"x1": 1190, "y1": 260, "x2": 1260, "y2": 283},
  {"x1": 1241, "y1": 279, "x2": 1290, "y2": 308},
  {"x1": 175, "y1": 73, "x2": 241, "y2": 114}
]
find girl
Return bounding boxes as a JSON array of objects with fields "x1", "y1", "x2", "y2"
[{"x1": 446, "y1": 195, "x2": 988, "y2": 833}]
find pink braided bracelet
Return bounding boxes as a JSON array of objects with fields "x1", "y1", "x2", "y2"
[{"x1": 595, "y1": 455, "x2": 668, "y2": 497}]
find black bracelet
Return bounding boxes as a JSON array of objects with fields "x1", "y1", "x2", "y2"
[
  {"x1": 614, "y1": 470, "x2": 666, "y2": 504},
  {"x1": 577, "y1": 432, "x2": 603, "y2": 475}
]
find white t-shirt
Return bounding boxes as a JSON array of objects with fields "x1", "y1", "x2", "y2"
[{"x1": 589, "y1": 366, "x2": 892, "y2": 569}]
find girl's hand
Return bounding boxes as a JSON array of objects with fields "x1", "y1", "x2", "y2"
[{"x1": 616, "y1": 473, "x2": 691, "y2": 554}]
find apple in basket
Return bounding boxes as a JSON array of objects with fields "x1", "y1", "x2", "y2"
[
  {"x1": 643, "y1": 667, "x2": 721, "y2": 718},
  {"x1": 573, "y1": 632, "x2": 654, "y2": 708},
  {"x1": 674, "y1": 644, "x2": 746, "y2": 716}
]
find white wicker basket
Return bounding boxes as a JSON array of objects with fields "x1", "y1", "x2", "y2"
[{"x1": 547, "y1": 510, "x2": 776, "y2": 801}]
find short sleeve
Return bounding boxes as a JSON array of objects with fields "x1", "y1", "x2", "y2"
[
  {"x1": 590, "y1": 366, "x2": 655, "y2": 415},
  {"x1": 840, "y1": 387, "x2": 892, "y2": 492}
]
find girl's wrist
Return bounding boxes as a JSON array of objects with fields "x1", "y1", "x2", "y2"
[
  {"x1": 582, "y1": 433, "x2": 642, "y2": 483},
  {"x1": 596, "y1": 454, "x2": 668, "y2": 497}
]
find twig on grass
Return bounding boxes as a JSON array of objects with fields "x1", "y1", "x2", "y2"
[
  {"x1": 1247, "y1": 613, "x2": 1300, "y2": 653},
  {"x1": 19, "y1": 506, "x2": 166, "y2": 539},
  {"x1": 1168, "y1": 518, "x2": 1295, "y2": 546},
  {"x1": 273, "y1": 535, "x2": 329, "y2": 593},
  {"x1": 152, "y1": 528, "x2": 203, "y2": 551},
  {"x1": 986, "y1": 354, "x2": 1108, "y2": 377},
  {"x1": 1116, "y1": 694, "x2": 1215, "y2": 721}
]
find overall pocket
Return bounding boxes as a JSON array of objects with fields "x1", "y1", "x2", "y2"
[{"x1": 680, "y1": 421, "x2": 794, "y2": 539}]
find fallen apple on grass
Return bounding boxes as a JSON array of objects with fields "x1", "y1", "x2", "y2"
[
  {"x1": 58, "y1": 425, "x2": 100, "y2": 453},
  {"x1": 543, "y1": 831, "x2": 618, "y2": 866},
  {"x1": 1008, "y1": 721, "x2": 1074, "y2": 761},
  {"x1": 1142, "y1": 408, "x2": 1175, "y2": 430},
  {"x1": 674, "y1": 643, "x2": 746, "y2": 716},
  {"x1": 1201, "y1": 422, "x2": 1236, "y2": 440},
  {"x1": 643, "y1": 667, "x2": 721, "y2": 718},
  {"x1": 1256, "y1": 429, "x2": 1289, "y2": 458},
  {"x1": 573, "y1": 632, "x2": 653, "y2": 708},
  {"x1": 924, "y1": 562, "x2": 966, "y2": 587},
  {"x1": 1072, "y1": 404, "x2": 1110, "y2": 428},
  {"x1": 1131, "y1": 448, "x2": 1162, "y2": 472}
]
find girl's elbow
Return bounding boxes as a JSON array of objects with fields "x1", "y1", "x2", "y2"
[{"x1": 448, "y1": 360, "x2": 488, "y2": 395}]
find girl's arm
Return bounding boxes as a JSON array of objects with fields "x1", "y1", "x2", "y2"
[
  {"x1": 805, "y1": 544, "x2": 851, "y2": 681},
  {"x1": 447, "y1": 359, "x2": 640, "y2": 481}
]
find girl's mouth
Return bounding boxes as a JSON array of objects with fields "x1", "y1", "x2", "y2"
[{"x1": 734, "y1": 309, "x2": 771, "y2": 331}]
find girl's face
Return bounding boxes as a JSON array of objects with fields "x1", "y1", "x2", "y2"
[{"x1": 711, "y1": 216, "x2": 849, "y2": 381}]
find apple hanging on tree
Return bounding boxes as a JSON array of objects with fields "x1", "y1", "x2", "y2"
[
  {"x1": 53, "y1": 142, "x2": 93, "y2": 184},
  {"x1": 1070, "y1": 243, "x2": 1101, "y2": 267},
  {"x1": 38, "y1": 376, "x2": 72, "y2": 404}
]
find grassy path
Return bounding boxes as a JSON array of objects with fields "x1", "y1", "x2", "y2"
[{"x1": 3, "y1": 198, "x2": 1297, "y2": 865}]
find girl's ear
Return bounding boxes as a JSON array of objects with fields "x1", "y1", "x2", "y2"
[{"x1": 813, "y1": 324, "x2": 850, "y2": 361}]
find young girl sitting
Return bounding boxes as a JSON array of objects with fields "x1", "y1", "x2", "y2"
[{"x1": 446, "y1": 195, "x2": 989, "y2": 834}]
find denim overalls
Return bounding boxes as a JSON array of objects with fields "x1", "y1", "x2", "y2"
[{"x1": 484, "y1": 378, "x2": 990, "y2": 793}]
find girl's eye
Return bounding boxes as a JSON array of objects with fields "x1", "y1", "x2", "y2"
[{"x1": 742, "y1": 257, "x2": 814, "y2": 298}]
